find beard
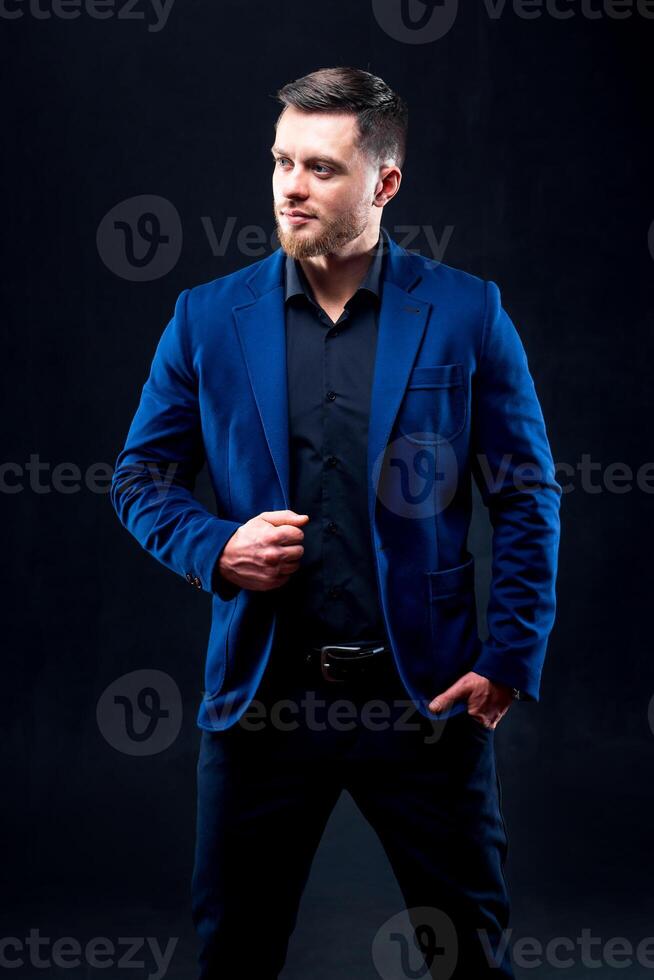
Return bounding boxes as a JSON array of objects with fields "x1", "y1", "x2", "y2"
[{"x1": 273, "y1": 203, "x2": 370, "y2": 259}]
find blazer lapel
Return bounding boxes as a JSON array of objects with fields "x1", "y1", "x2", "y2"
[
  {"x1": 366, "y1": 277, "x2": 431, "y2": 532},
  {"x1": 232, "y1": 249, "x2": 290, "y2": 508}
]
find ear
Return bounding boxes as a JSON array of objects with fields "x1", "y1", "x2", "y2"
[{"x1": 373, "y1": 165, "x2": 402, "y2": 207}]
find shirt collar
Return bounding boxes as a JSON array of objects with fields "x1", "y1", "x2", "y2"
[{"x1": 284, "y1": 226, "x2": 387, "y2": 307}]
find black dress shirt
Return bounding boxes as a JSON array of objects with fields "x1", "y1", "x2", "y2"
[{"x1": 273, "y1": 228, "x2": 392, "y2": 650}]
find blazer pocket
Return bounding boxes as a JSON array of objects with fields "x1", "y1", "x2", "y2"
[
  {"x1": 426, "y1": 555, "x2": 477, "y2": 673},
  {"x1": 426, "y1": 553, "x2": 475, "y2": 599},
  {"x1": 396, "y1": 363, "x2": 466, "y2": 445}
]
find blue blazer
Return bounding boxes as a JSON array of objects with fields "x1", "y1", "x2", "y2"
[{"x1": 110, "y1": 228, "x2": 561, "y2": 730}]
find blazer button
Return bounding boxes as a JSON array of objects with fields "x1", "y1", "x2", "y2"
[{"x1": 185, "y1": 572, "x2": 193, "y2": 583}]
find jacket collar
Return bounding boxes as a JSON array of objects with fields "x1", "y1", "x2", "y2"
[
  {"x1": 283, "y1": 225, "x2": 387, "y2": 306},
  {"x1": 242, "y1": 224, "x2": 423, "y2": 302}
]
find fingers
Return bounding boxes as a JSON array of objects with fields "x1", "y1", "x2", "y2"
[
  {"x1": 468, "y1": 702, "x2": 513, "y2": 729},
  {"x1": 258, "y1": 512, "x2": 310, "y2": 547},
  {"x1": 428, "y1": 677, "x2": 471, "y2": 714},
  {"x1": 274, "y1": 527, "x2": 308, "y2": 546},
  {"x1": 276, "y1": 544, "x2": 304, "y2": 561},
  {"x1": 259, "y1": 510, "x2": 310, "y2": 526},
  {"x1": 259, "y1": 544, "x2": 304, "y2": 567}
]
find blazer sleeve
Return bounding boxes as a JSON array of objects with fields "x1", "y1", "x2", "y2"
[
  {"x1": 110, "y1": 288, "x2": 243, "y2": 600},
  {"x1": 469, "y1": 280, "x2": 562, "y2": 701}
]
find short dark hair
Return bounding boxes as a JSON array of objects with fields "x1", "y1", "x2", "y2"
[{"x1": 274, "y1": 66, "x2": 408, "y2": 170}]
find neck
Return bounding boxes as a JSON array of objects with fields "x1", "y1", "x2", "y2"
[{"x1": 299, "y1": 225, "x2": 381, "y2": 305}]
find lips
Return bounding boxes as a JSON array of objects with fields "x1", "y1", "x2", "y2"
[{"x1": 282, "y1": 211, "x2": 314, "y2": 226}]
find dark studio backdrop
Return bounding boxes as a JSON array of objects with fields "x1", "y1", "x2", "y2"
[{"x1": 2, "y1": 1, "x2": 653, "y2": 977}]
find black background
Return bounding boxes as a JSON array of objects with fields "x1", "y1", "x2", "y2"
[{"x1": 2, "y1": 1, "x2": 653, "y2": 977}]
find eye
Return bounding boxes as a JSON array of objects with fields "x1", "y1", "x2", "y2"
[{"x1": 273, "y1": 157, "x2": 332, "y2": 176}]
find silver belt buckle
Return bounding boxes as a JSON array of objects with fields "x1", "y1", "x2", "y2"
[{"x1": 319, "y1": 643, "x2": 386, "y2": 683}]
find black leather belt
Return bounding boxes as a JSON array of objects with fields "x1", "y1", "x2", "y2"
[{"x1": 303, "y1": 640, "x2": 391, "y2": 683}]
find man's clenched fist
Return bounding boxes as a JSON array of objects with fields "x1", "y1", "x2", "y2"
[{"x1": 217, "y1": 510, "x2": 309, "y2": 592}]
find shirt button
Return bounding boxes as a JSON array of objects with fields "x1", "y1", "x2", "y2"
[
  {"x1": 327, "y1": 521, "x2": 338, "y2": 534},
  {"x1": 326, "y1": 456, "x2": 338, "y2": 467},
  {"x1": 325, "y1": 390, "x2": 336, "y2": 401},
  {"x1": 328, "y1": 585, "x2": 342, "y2": 599},
  {"x1": 332, "y1": 329, "x2": 340, "y2": 337}
]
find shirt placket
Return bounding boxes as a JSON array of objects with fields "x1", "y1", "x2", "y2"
[{"x1": 321, "y1": 303, "x2": 350, "y2": 633}]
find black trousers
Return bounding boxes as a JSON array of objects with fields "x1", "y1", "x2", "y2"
[{"x1": 190, "y1": 646, "x2": 515, "y2": 978}]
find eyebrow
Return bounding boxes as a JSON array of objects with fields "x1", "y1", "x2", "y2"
[{"x1": 270, "y1": 146, "x2": 346, "y2": 170}]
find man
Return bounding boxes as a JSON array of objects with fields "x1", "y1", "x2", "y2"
[{"x1": 111, "y1": 67, "x2": 561, "y2": 978}]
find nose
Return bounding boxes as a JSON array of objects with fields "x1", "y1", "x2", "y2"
[{"x1": 278, "y1": 163, "x2": 309, "y2": 203}]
